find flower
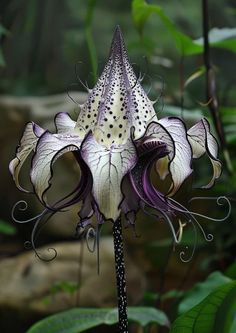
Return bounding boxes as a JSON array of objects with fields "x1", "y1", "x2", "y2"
[{"x1": 9, "y1": 27, "x2": 226, "y2": 255}]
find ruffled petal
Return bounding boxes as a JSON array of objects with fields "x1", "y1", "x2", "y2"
[
  {"x1": 31, "y1": 132, "x2": 82, "y2": 203},
  {"x1": 158, "y1": 117, "x2": 193, "y2": 196},
  {"x1": 9, "y1": 122, "x2": 44, "y2": 192},
  {"x1": 187, "y1": 118, "x2": 222, "y2": 188},
  {"x1": 81, "y1": 132, "x2": 138, "y2": 221},
  {"x1": 54, "y1": 112, "x2": 77, "y2": 134}
]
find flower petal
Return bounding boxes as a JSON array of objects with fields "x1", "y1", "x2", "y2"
[
  {"x1": 31, "y1": 132, "x2": 82, "y2": 203},
  {"x1": 187, "y1": 118, "x2": 222, "y2": 188},
  {"x1": 76, "y1": 26, "x2": 157, "y2": 146},
  {"x1": 130, "y1": 140, "x2": 171, "y2": 209},
  {"x1": 9, "y1": 122, "x2": 44, "y2": 192},
  {"x1": 54, "y1": 112, "x2": 77, "y2": 134},
  {"x1": 158, "y1": 117, "x2": 193, "y2": 196},
  {"x1": 143, "y1": 121, "x2": 174, "y2": 180},
  {"x1": 81, "y1": 132, "x2": 138, "y2": 221}
]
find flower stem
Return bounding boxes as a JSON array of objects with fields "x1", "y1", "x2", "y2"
[{"x1": 113, "y1": 217, "x2": 128, "y2": 333}]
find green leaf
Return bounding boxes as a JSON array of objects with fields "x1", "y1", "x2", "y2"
[
  {"x1": 178, "y1": 271, "x2": 232, "y2": 315},
  {"x1": 0, "y1": 220, "x2": 17, "y2": 235},
  {"x1": 225, "y1": 262, "x2": 236, "y2": 279},
  {"x1": 132, "y1": 0, "x2": 202, "y2": 55},
  {"x1": 132, "y1": 1, "x2": 236, "y2": 55},
  {"x1": 194, "y1": 28, "x2": 236, "y2": 53},
  {"x1": 171, "y1": 281, "x2": 236, "y2": 333},
  {"x1": 26, "y1": 307, "x2": 170, "y2": 333}
]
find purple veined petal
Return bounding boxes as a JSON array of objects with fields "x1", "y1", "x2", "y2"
[
  {"x1": 76, "y1": 26, "x2": 157, "y2": 146},
  {"x1": 158, "y1": 117, "x2": 193, "y2": 196},
  {"x1": 129, "y1": 139, "x2": 173, "y2": 212},
  {"x1": 31, "y1": 131, "x2": 82, "y2": 204},
  {"x1": 9, "y1": 122, "x2": 44, "y2": 192},
  {"x1": 80, "y1": 131, "x2": 138, "y2": 221},
  {"x1": 54, "y1": 112, "x2": 77, "y2": 134},
  {"x1": 187, "y1": 118, "x2": 222, "y2": 188}
]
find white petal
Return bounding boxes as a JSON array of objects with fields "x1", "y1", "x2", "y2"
[
  {"x1": 9, "y1": 122, "x2": 44, "y2": 192},
  {"x1": 55, "y1": 112, "x2": 76, "y2": 134},
  {"x1": 81, "y1": 133, "x2": 137, "y2": 221},
  {"x1": 31, "y1": 132, "x2": 82, "y2": 203},
  {"x1": 188, "y1": 118, "x2": 222, "y2": 188},
  {"x1": 158, "y1": 117, "x2": 193, "y2": 195}
]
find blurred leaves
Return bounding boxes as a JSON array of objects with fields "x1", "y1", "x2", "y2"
[
  {"x1": 0, "y1": 220, "x2": 16, "y2": 235},
  {"x1": 170, "y1": 281, "x2": 236, "y2": 333},
  {"x1": 132, "y1": 0, "x2": 202, "y2": 55},
  {"x1": 220, "y1": 107, "x2": 236, "y2": 144},
  {"x1": 26, "y1": 307, "x2": 170, "y2": 333},
  {"x1": 132, "y1": 0, "x2": 236, "y2": 55},
  {"x1": 178, "y1": 271, "x2": 232, "y2": 314},
  {"x1": 0, "y1": 23, "x2": 8, "y2": 66},
  {"x1": 194, "y1": 28, "x2": 236, "y2": 53}
]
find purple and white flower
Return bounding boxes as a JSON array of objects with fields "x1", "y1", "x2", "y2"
[{"x1": 10, "y1": 26, "x2": 226, "y2": 248}]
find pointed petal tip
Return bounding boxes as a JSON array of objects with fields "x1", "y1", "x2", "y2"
[
  {"x1": 114, "y1": 25, "x2": 122, "y2": 37},
  {"x1": 110, "y1": 25, "x2": 126, "y2": 56}
]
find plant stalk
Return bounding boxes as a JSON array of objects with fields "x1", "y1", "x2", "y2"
[
  {"x1": 202, "y1": 0, "x2": 233, "y2": 173},
  {"x1": 113, "y1": 217, "x2": 129, "y2": 333}
]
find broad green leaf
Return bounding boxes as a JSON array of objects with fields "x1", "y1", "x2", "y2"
[
  {"x1": 26, "y1": 307, "x2": 170, "y2": 333},
  {"x1": 178, "y1": 271, "x2": 232, "y2": 314},
  {"x1": 171, "y1": 281, "x2": 236, "y2": 333},
  {"x1": 194, "y1": 28, "x2": 236, "y2": 53},
  {"x1": 0, "y1": 220, "x2": 17, "y2": 235}
]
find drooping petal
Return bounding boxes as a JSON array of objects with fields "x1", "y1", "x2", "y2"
[
  {"x1": 187, "y1": 118, "x2": 222, "y2": 188},
  {"x1": 158, "y1": 117, "x2": 193, "y2": 196},
  {"x1": 80, "y1": 132, "x2": 138, "y2": 221},
  {"x1": 76, "y1": 26, "x2": 157, "y2": 147},
  {"x1": 129, "y1": 140, "x2": 172, "y2": 212},
  {"x1": 9, "y1": 122, "x2": 44, "y2": 192},
  {"x1": 54, "y1": 112, "x2": 77, "y2": 134},
  {"x1": 31, "y1": 131, "x2": 82, "y2": 203}
]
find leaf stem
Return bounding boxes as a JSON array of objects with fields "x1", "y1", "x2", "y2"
[{"x1": 113, "y1": 217, "x2": 129, "y2": 333}]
